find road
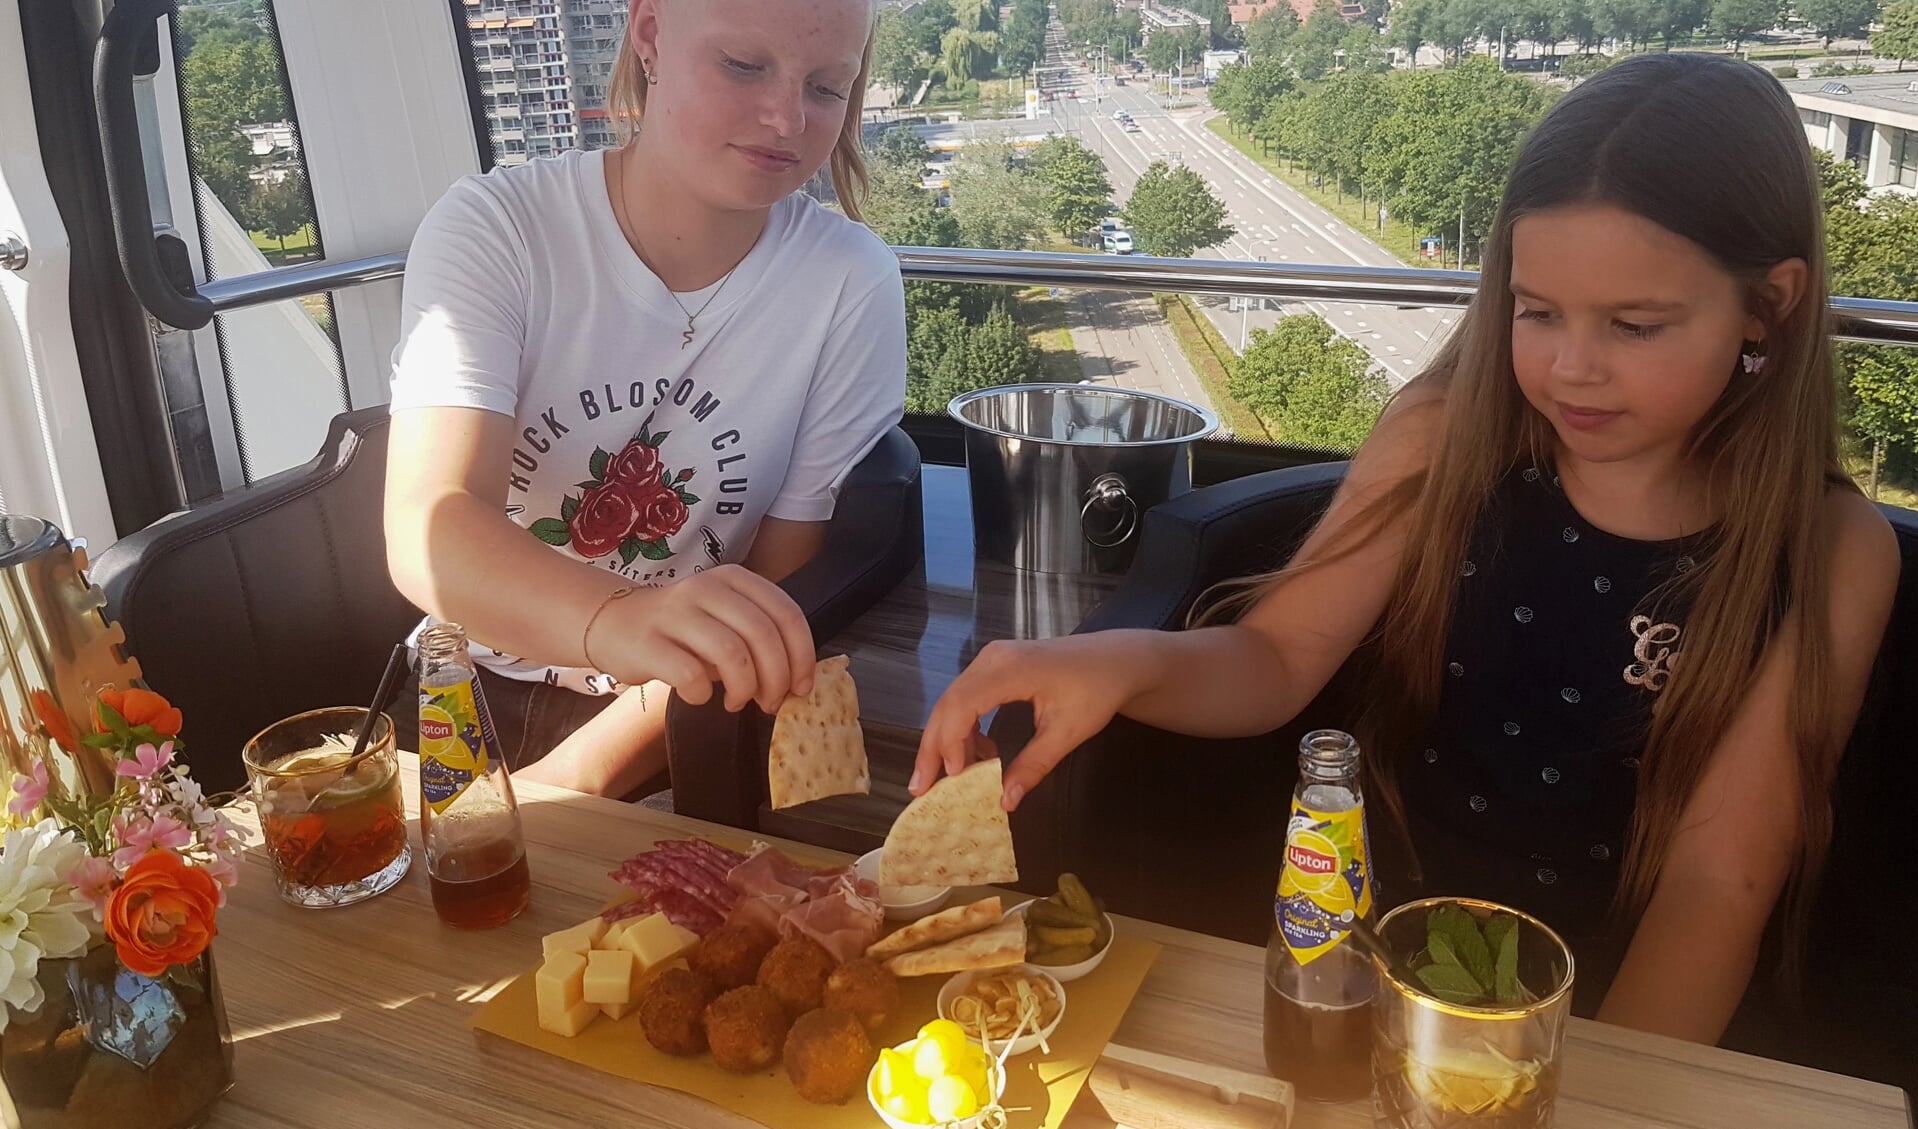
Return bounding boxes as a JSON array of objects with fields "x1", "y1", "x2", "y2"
[
  {"x1": 1056, "y1": 76, "x2": 1453, "y2": 386},
  {"x1": 1061, "y1": 288, "x2": 1216, "y2": 416}
]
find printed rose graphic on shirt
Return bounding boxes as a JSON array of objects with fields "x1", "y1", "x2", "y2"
[{"x1": 528, "y1": 414, "x2": 699, "y2": 564}]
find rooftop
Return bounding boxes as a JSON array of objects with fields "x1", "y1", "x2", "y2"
[{"x1": 1784, "y1": 71, "x2": 1918, "y2": 124}]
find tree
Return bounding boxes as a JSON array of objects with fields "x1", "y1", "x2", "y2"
[
  {"x1": 1145, "y1": 26, "x2": 1207, "y2": 73},
  {"x1": 1592, "y1": 0, "x2": 1654, "y2": 48},
  {"x1": 1231, "y1": 315, "x2": 1388, "y2": 449},
  {"x1": 873, "y1": 125, "x2": 933, "y2": 173},
  {"x1": 1873, "y1": 0, "x2": 1918, "y2": 67},
  {"x1": 1287, "y1": 0, "x2": 1354, "y2": 79},
  {"x1": 1246, "y1": 4, "x2": 1302, "y2": 58},
  {"x1": 1709, "y1": 0, "x2": 1782, "y2": 49},
  {"x1": 1390, "y1": 0, "x2": 1435, "y2": 65},
  {"x1": 1029, "y1": 136, "x2": 1115, "y2": 238},
  {"x1": 249, "y1": 172, "x2": 312, "y2": 251},
  {"x1": 1363, "y1": 61, "x2": 1550, "y2": 258},
  {"x1": 906, "y1": 305, "x2": 1040, "y2": 414},
  {"x1": 905, "y1": 0, "x2": 958, "y2": 55},
  {"x1": 1647, "y1": 0, "x2": 1711, "y2": 47},
  {"x1": 940, "y1": 26, "x2": 999, "y2": 84},
  {"x1": 1210, "y1": 58, "x2": 1294, "y2": 133},
  {"x1": 1797, "y1": 0, "x2": 1880, "y2": 44},
  {"x1": 1312, "y1": 71, "x2": 1397, "y2": 203},
  {"x1": 1121, "y1": 161, "x2": 1236, "y2": 257},
  {"x1": 946, "y1": 141, "x2": 1049, "y2": 250},
  {"x1": 181, "y1": 34, "x2": 286, "y2": 127},
  {"x1": 1000, "y1": 0, "x2": 1049, "y2": 73},
  {"x1": 954, "y1": 0, "x2": 1000, "y2": 33},
  {"x1": 871, "y1": 10, "x2": 926, "y2": 93}
]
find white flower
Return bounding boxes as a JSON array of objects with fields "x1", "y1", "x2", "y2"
[{"x1": 0, "y1": 820, "x2": 100, "y2": 1034}]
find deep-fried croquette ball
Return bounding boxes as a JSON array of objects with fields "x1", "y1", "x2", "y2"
[
  {"x1": 756, "y1": 936, "x2": 838, "y2": 1019},
  {"x1": 637, "y1": 967, "x2": 712, "y2": 1056},
  {"x1": 703, "y1": 985, "x2": 789, "y2": 1073},
  {"x1": 783, "y1": 1008, "x2": 877, "y2": 1104},
  {"x1": 820, "y1": 958, "x2": 900, "y2": 1031},
  {"x1": 690, "y1": 922, "x2": 780, "y2": 992}
]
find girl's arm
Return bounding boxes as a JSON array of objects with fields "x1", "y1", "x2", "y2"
[
  {"x1": 914, "y1": 385, "x2": 1444, "y2": 803},
  {"x1": 1597, "y1": 491, "x2": 1898, "y2": 1043},
  {"x1": 384, "y1": 407, "x2": 816, "y2": 714}
]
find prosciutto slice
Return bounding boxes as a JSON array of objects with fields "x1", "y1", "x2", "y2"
[{"x1": 724, "y1": 844, "x2": 884, "y2": 963}]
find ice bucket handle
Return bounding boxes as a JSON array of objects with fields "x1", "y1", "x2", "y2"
[{"x1": 1080, "y1": 474, "x2": 1139, "y2": 549}]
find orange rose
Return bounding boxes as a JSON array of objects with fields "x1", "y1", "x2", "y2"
[
  {"x1": 105, "y1": 850, "x2": 220, "y2": 977},
  {"x1": 30, "y1": 689, "x2": 78, "y2": 753},
  {"x1": 98, "y1": 687, "x2": 183, "y2": 738}
]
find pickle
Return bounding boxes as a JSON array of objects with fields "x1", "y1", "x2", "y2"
[
  {"x1": 1025, "y1": 899, "x2": 1096, "y2": 929},
  {"x1": 1030, "y1": 943, "x2": 1096, "y2": 966},
  {"x1": 1034, "y1": 924, "x2": 1098, "y2": 947},
  {"x1": 1093, "y1": 915, "x2": 1113, "y2": 952},
  {"x1": 1058, "y1": 873, "x2": 1098, "y2": 918}
]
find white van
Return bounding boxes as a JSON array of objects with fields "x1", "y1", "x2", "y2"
[{"x1": 1103, "y1": 231, "x2": 1134, "y2": 254}]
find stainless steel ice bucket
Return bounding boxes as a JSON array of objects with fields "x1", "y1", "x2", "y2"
[{"x1": 949, "y1": 384, "x2": 1219, "y2": 575}]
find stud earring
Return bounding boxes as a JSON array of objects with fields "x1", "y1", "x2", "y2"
[
  {"x1": 643, "y1": 60, "x2": 659, "y2": 85},
  {"x1": 1740, "y1": 341, "x2": 1767, "y2": 375}
]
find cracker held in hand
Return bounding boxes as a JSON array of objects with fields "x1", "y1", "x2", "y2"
[
  {"x1": 768, "y1": 655, "x2": 869, "y2": 810},
  {"x1": 866, "y1": 897, "x2": 1003, "y2": 962},
  {"x1": 885, "y1": 917, "x2": 1027, "y2": 977},
  {"x1": 881, "y1": 758, "x2": 1018, "y2": 887}
]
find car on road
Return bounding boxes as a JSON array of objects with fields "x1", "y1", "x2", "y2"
[
  {"x1": 1103, "y1": 231, "x2": 1134, "y2": 255},
  {"x1": 1112, "y1": 109, "x2": 1128, "y2": 121},
  {"x1": 1123, "y1": 119, "x2": 1141, "y2": 132},
  {"x1": 1099, "y1": 217, "x2": 1121, "y2": 236}
]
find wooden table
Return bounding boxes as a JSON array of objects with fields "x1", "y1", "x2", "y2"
[{"x1": 207, "y1": 763, "x2": 1912, "y2": 1129}]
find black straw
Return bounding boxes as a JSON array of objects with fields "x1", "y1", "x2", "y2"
[{"x1": 351, "y1": 643, "x2": 411, "y2": 759}]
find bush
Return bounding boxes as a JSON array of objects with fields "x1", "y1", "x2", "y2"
[
  {"x1": 1772, "y1": 64, "x2": 1800, "y2": 78},
  {"x1": 1558, "y1": 53, "x2": 1613, "y2": 79},
  {"x1": 1808, "y1": 60, "x2": 1872, "y2": 77}
]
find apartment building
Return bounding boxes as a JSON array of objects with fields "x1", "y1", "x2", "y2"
[{"x1": 1787, "y1": 72, "x2": 1918, "y2": 195}]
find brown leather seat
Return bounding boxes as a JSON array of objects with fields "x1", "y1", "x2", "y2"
[{"x1": 95, "y1": 411, "x2": 924, "y2": 802}]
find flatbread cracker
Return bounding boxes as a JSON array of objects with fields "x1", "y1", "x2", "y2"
[
  {"x1": 881, "y1": 758, "x2": 1018, "y2": 887},
  {"x1": 884, "y1": 917, "x2": 1027, "y2": 977},
  {"x1": 865, "y1": 897, "x2": 1003, "y2": 961},
  {"x1": 767, "y1": 655, "x2": 869, "y2": 810}
]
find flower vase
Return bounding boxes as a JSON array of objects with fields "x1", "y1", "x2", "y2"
[{"x1": 0, "y1": 945, "x2": 233, "y2": 1129}]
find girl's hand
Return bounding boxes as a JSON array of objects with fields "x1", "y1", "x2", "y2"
[
  {"x1": 588, "y1": 565, "x2": 816, "y2": 715},
  {"x1": 912, "y1": 635, "x2": 1147, "y2": 811}
]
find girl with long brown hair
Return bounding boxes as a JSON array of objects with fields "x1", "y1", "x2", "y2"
[
  {"x1": 914, "y1": 53, "x2": 1900, "y2": 1042},
  {"x1": 385, "y1": 0, "x2": 901, "y2": 799}
]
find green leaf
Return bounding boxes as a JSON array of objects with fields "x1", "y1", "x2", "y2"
[
  {"x1": 528, "y1": 518, "x2": 571, "y2": 546},
  {"x1": 589, "y1": 447, "x2": 610, "y2": 482},
  {"x1": 1483, "y1": 912, "x2": 1517, "y2": 954},
  {"x1": 638, "y1": 412, "x2": 657, "y2": 447},
  {"x1": 637, "y1": 538, "x2": 674, "y2": 561},
  {"x1": 1427, "y1": 932, "x2": 1467, "y2": 975},
  {"x1": 676, "y1": 491, "x2": 701, "y2": 507},
  {"x1": 619, "y1": 538, "x2": 642, "y2": 567},
  {"x1": 1494, "y1": 919, "x2": 1522, "y2": 1007},
  {"x1": 1430, "y1": 905, "x2": 1495, "y2": 988},
  {"x1": 81, "y1": 733, "x2": 121, "y2": 749},
  {"x1": 1414, "y1": 962, "x2": 1486, "y2": 1005},
  {"x1": 577, "y1": 480, "x2": 601, "y2": 491},
  {"x1": 97, "y1": 699, "x2": 130, "y2": 735},
  {"x1": 651, "y1": 430, "x2": 671, "y2": 446},
  {"x1": 560, "y1": 494, "x2": 579, "y2": 522}
]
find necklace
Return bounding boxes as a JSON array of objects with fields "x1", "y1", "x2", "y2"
[{"x1": 609, "y1": 151, "x2": 738, "y2": 349}]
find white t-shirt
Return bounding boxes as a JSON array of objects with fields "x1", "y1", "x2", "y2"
[{"x1": 389, "y1": 149, "x2": 906, "y2": 693}]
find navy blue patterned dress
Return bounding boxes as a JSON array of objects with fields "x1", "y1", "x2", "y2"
[{"x1": 1389, "y1": 463, "x2": 1705, "y2": 982}]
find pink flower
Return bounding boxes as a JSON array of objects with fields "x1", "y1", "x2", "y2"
[
  {"x1": 65, "y1": 855, "x2": 119, "y2": 915},
  {"x1": 203, "y1": 855, "x2": 238, "y2": 906},
  {"x1": 111, "y1": 812, "x2": 192, "y2": 870},
  {"x1": 7, "y1": 761, "x2": 48, "y2": 817},
  {"x1": 114, "y1": 741, "x2": 175, "y2": 782}
]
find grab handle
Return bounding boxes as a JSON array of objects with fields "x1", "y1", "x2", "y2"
[
  {"x1": 95, "y1": 0, "x2": 215, "y2": 330},
  {"x1": 1080, "y1": 473, "x2": 1139, "y2": 549}
]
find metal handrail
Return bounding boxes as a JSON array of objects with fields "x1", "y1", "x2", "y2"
[{"x1": 203, "y1": 245, "x2": 1918, "y2": 347}]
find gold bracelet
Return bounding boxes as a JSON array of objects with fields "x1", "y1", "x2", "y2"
[{"x1": 581, "y1": 585, "x2": 635, "y2": 675}]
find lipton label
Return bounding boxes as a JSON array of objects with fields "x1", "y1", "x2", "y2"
[
  {"x1": 1276, "y1": 802, "x2": 1372, "y2": 965},
  {"x1": 418, "y1": 675, "x2": 497, "y2": 814}
]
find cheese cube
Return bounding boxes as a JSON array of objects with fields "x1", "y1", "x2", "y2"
[
  {"x1": 618, "y1": 912, "x2": 699, "y2": 971},
  {"x1": 597, "y1": 915, "x2": 637, "y2": 950},
  {"x1": 535, "y1": 951, "x2": 597, "y2": 1036},
  {"x1": 582, "y1": 950, "x2": 635, "y2": 1006},
  {"x1": 604, "y1": 956, "x2": 690, "y2": 1021},
  {"x1": 541, "y1": 917, "x2": 608, "y2": 960}
]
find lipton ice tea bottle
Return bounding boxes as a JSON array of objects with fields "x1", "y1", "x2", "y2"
[
  {"x1": 1263, "y1": 729, "x2": 1376, "y2": 1101},
  {"x1": 416, "y1": 623, "x2": 532, "y2": 928}
]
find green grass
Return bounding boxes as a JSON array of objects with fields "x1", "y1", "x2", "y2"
[
  {"x1": 1014, "y1": 287, "x2": 1085, "y2": 384},
  {"x1": 1155, "y1": 293, "x2": 1271, "y2": 441},
  {"x1": 251, "y1": 225, "x2": 318, "y2": 262}
]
